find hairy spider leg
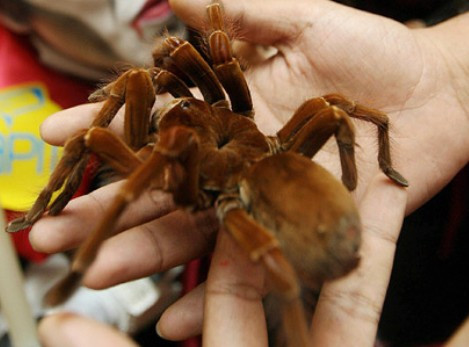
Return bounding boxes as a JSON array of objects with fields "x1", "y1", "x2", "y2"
[
  {"x1": 45, "y1": 126, "x2": 201, "y2": 305},
  {"x1": 323, "y1": 94, "x2": 408, "y2": 186},
  {"x1": 222, "y1": 208, "x2": 309, "y2": 347},
  {"x1": 152, "y1": 3, "x2": 252, "y2": 115},
  {"x1": 157, "y1": 36, "x2": 227, "y2": 106},
  {"x1": 89, "y1": 67, "x2": 194, "y2": 102},
  {"x1": 151, "y1": 67, "x2": 194, "y2": 98},
  {"x1": 206, "y1": 2, "x2": 254, "y2": 116},
  {"x1": 6, "y1": 130, "x2": 87, "y2": 233},
  {"x1": 85, "y1": 127, "x2": 144, "y2": 176},
  {"x1": 51, "y1": 70, "x2": 154, "y2": 212},
  {"x1": 6, "y1": 70, "x2": 155, "y2": 233},
  {"x1": 277, "y1": 98, "x2": 358, "y2": 190},
  {"x1": 122, "y1": 70, "x2": 155, "y2": 150},
  {"x1": 276, "y1": 95, "x2": 409, "y2": 189},
  {"x1": 51, "y1": 68, "x2": 201, "y2": 212},
  {"x1": 7, "y1": 65, "x2": 198, "y2": 233}
]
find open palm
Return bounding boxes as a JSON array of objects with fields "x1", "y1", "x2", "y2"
[{"x1": 171, "y1": 0, "x2": 469, "y2": 211}]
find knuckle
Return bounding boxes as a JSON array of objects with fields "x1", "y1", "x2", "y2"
[
  {"x1": 320, "y1": 288, "x2": 382, "y2": 324},
  {"x1": 363, "y1": 221, "x2": 400, "y2": 245},
  {"x1": 206, "y1": 281, "x2": 265, "y2": 302}
]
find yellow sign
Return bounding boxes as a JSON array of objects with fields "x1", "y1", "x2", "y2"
[{"x1": 0, "y1": 83, "x2": 62, "y2": 211}]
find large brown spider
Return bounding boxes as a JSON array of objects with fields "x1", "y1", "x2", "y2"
[{"x1": 6, "y1": 2, "x2": 407, "y2": 345}]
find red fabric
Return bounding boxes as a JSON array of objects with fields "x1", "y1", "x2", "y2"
[
  {"x1": 0, "y1": 24, "x2": 93, "y2": 262},
  {"x1": 5, "y1": 211, "x2": 47, "y2": 262},
  {"x1": 0, "y1": 26, "x2": 92, "y2": 106},
  {"x1": 180, "y1": 257, "x2": 212, "y2": 347},
  {"x1": 181, "y1": 259, "x2": 203, "y2": 347}
]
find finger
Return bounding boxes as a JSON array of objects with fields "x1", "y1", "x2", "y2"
[
  {"x1": 39, "y1": 312, "x2": 138, "y2": 347},
  {"x1": 169, "y1": 0, "x2": 324, "y2": 45},
  {"x1": 41, "y1": 94, "x2": 176, "y2": 146},
  {"x1": 446, "y1": 316, "x2": 469, "y2": 347},
  {"x1": 157, "y1": 283, "x2": 205, "y2": 340},
  {"x1": 83, "y1": 209, "x2": 218, "y2": 289},
  {"x1": 310, "y1": 174, "x2": 407, "y2": 345},
  {"x1": 30, "y1": 183, "x2": 219, "y2": 290},
  {"x1": 29, "y1": 181, "x2": 176, "y2": 254},
  {"x1": 203, "y1": 230, "x2": 267, "y2": 346},
  {"x1": 40, "y1": 102, "x2": 122, "y2": 146}
]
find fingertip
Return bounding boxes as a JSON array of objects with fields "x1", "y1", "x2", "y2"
[
  {"x1": 156, "y1": 284, "x2": 205, "y2": 340},
  {"x1": 39, "y1": 106, "x2": 82, "y2": 146},
  {"x1": 39, "y1": 103, "x2": 104, "y2": 146},
  {"x1": 29, "y1": 207, "x2": 85, "y2": 254},
  {"x1": 29, "y1": 216, "x2": 62, "y2": 254},
  {"x1": 170, "y1": 0, "x2": 301, "y2": 45},
  {"x1": 38, "y1": 313, "x2": 61, "y2": 346},
  {"x1": 39, "y1": 114, "x2": 57, "y2": 145},
  {"x1": 39, "y1": 312, "x2": 138, "y2": 347}
]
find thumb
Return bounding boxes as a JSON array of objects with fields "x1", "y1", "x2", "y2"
[{"x1": 169, "y1": 0, "x2": 325, "y2": 45}]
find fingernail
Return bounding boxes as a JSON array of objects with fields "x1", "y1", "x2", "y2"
[{"x1": 156, "y1": 320, "x2": 165, "y2": 338}]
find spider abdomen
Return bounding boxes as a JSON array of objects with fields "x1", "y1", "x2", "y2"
[{"x1": 240, "y1": 152, "x2": 361, "y2": 289}]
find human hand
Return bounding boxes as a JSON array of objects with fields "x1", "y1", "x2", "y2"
[
  {"x1": 32, "y1": 0, "x2": 469, "y2": 345},
  {"x1": 168, "y1": 0, "x2": 469, "y2": 214},
  {"x1": 37, "y1": 0, "x2": 469, "y2": 213}
]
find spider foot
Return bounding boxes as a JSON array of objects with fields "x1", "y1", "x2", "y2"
[
  {"x1": 44, "y1": 271, "x2": 83, "y2": 307},
  {"x1": 6, "y1": 217, "x2": 32, "y2": 233},
  {"x1": 384, "y1": 167, "x2": 409, "y2": 187}
]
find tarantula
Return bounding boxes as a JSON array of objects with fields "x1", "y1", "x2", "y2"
[{"x1": 6, "y1": 1, "x2": 407, "y2": 345}]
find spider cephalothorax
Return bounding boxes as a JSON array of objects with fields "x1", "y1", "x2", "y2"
[{"x1": 6, "y1": 2, "x2": 407, "y2": 346}]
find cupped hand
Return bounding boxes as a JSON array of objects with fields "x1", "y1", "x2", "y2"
[
  {"x1": 169, "y1": 0, "x2": 469, "y2": 213},
  {"x1": 34, "y1": 0, "x2": 469, "y2": 345}
]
